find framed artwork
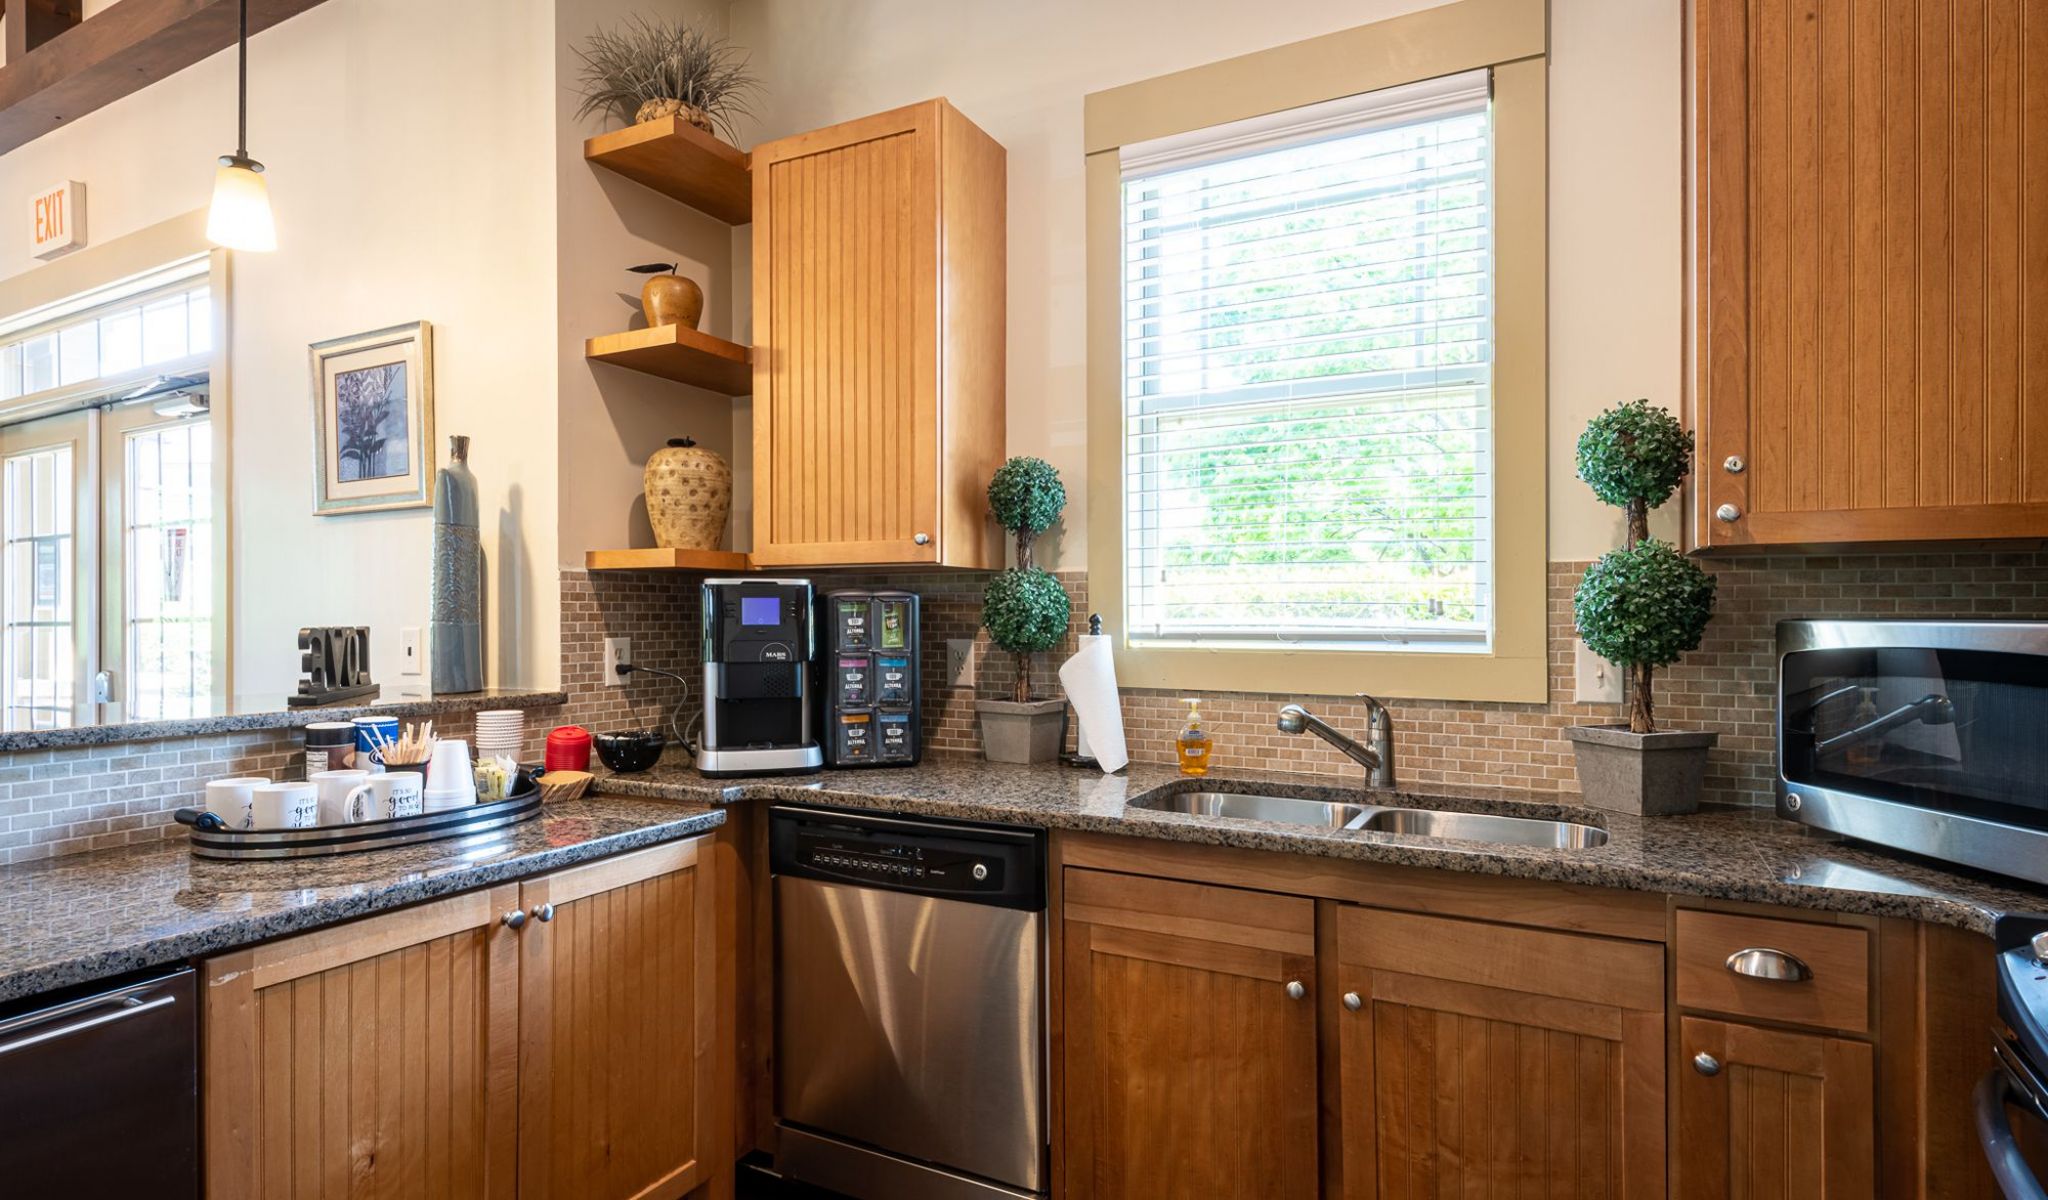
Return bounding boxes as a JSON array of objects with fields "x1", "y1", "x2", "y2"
[{"x1": 309, "y1": 321, "x2": 434, "y2": 514}]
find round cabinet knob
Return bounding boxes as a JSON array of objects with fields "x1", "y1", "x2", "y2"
[
  {"x1": 529, "y1": 903, "x2": 555, "y2": 923},
  {"x1": 1692, "y1": 1051, "x2": 1722, "y2": 1077},
  {"x1": 501, "y1": 909, "x2": 527, "y2": 930},
  {"x1": 1342, "y1": 992, "x2": 1363, "y2": 1012},
  {"x1": 913, "y1": 532, "x2": 932, "y2": 546},
  {"x1": 1285, "y1": 981, "x2": 1307, "y2": 1001},
  {"x1": 1715, "y1": 503, "x2": 1742, "y2": 523},
  {"x1": 1723, "y1": 455, "x2": 1746, "y2": 474}
]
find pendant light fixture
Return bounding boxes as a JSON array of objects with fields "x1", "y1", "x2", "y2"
[{"x1": 205, "y1": 0, "x2": 276, "y2": 251}]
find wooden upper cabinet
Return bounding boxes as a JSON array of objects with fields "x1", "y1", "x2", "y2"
[
  {"x1": 1674, "y1": 1017, "x2": 1874, "y2": 1198},
  {"x1": 749, "y1": 98, "x2": 1007, "y2": 568},
  {"x1": 1693, "y1": 0, "x2": 2048, "y2": 547},
  {"x1": 1333, "y1": 907, "x2": 1666, "y2": 1199},
  {"x1": 1060, "y1": 869, "x2": 1320, "y2": 1200}
]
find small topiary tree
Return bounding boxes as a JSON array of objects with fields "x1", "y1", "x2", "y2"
[
  {"x1": 982, "y1": 456, "x2": 1070, "y2": 703},
  {"x1": 1573, "y1": 399, "x2": 1717, "y2": 735}
]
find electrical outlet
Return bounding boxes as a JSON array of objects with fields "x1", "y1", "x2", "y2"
[
  {"x1": 1574, "y1": 637, "x2": 1624, "y2": 704},
  {"x1": 399, "y1": 627, "x2": 422, "y2": 676},
  {"x1": 603, "y1": 637, "x2": 631, "y2": 687},
  {"x1": 947, "y1": 639, "x2": 976, "y2": 688}
]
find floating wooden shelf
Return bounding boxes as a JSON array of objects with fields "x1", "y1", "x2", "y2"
[
  {"x1": 583, "y1": 116, "x2": 752, "y2": 224},
  {"x1": 585, "y1": 324, "x2": 753, "y2": 396},
  {"x1": 586, "y1": 548, "x2": 752, "y2": 572}
]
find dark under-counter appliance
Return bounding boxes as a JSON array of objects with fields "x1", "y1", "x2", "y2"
[
  {"x1": 819, "y1": 589, "x2": 921, "y2": 768},
  {"x1": 0, "y1": 966, "x2": 198, "y2": 1198},
  {"x1": 697, "y1": 578, "x2": 822, "y2": 777},
  {"x1": 1778, "y1": 619, "x2": 2048, "y2": 886},
  {"x1": 771, "y1": 805, "x2": 1047, "y2": 1200},
  {"x1": 1977, "y1": 915, "x2": 2048, "y2": 1197}
]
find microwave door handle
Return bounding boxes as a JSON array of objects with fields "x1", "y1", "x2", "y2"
[{"x1": 1978, "y1": 1069, "x2": 2048, "y2": 1200}]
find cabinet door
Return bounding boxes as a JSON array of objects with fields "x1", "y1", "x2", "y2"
[
  {"x1": 517, "y1": 837, "x2": 719, "y2": 1200},
  {"x1": 1061, "y1": 869, "x2": 1319, "y2": 1200},
  {"x1": 1334, "y1": 907, "x2": 1665, "y2": 1198},
  {"x1": 1693, "y1": 0, "x2": 2048, "y2": 547},
  {"x1": 1675, "y1": 1016, "x2": 1873, "y2": 1199},
  {"x1": 751, "y1": 102, "x2": 942, "y2": 567},
  {"x1": 202, "y1": 885, "x2": 522, "y2": 1199}
]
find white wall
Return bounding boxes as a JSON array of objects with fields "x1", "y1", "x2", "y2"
[
  {"x1": 0, "y1": 0, "x2": 563, "y2": 698},
  {"x1": 725, "y1": 0, "x2": 1686, "y2": 566}
]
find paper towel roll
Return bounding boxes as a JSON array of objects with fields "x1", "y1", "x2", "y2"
[{"x1": 1059, "y1": 634, "x2": 1127, "y2": 773}]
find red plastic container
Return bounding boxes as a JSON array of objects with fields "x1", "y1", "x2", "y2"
[{"x1": 544, "y1": 725, "x2": 593, "y2": 772}]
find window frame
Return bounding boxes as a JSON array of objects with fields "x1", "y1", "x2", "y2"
[{"x1": 1083, "y1": 0, "x2": 1549, "y2": 703}]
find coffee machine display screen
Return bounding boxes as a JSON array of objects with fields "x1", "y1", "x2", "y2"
[{"x1": 740, "y1": 596, "x2": 782, "y2": 626}]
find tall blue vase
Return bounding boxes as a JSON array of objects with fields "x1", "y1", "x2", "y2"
[{"x1": 431, "y1": 434, "x2": 483, "y2": 693}]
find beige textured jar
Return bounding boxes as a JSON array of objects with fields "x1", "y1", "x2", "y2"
[{"x1": 643, "y1": 437, "x2": 732, "y2": 550}]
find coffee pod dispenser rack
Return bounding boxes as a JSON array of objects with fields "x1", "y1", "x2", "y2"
[{"x1": 819, "y1": 589, "x2": 921, "y2": 768}]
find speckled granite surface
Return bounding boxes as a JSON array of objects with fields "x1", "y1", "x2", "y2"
[
  {"x1": 592, "y1": 752, "x2": 2048, "y2": 937},
  {"x1": 0, "y1": 688, "x2": 568, "y2": 753},
  {"x1": 0, "y1": 796, "x2": 722, "y2": 1004}
]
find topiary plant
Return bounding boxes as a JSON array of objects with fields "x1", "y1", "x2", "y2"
[
  {"x1": 1572, "y1": 399, "x2": 1716, "y2": 734},
  {"x1": 983, "y1": 456, "x2": 1070, "y2": 702}
]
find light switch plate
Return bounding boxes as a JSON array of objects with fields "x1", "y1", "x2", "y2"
[
  {"x1": 947, "y1": 639, "x2": 975, "y2": 688},
  {"x1": 603, "y1": 637, "x2": 631, "y2": 687},
  {"x1": 399, "y1": 627, "x2": 422, "y2": 676},
  {"x1": 1574, "y1": 638, "x2": 1623, "y2": 704}
]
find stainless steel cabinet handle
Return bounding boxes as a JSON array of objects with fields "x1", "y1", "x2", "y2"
[
  {"x1": 1715, "y1": 503, "x2": 1741, "y2": 522},
  {"x1": 0, "y1": 993, "x2": 176, "y2": 1058},
  {"x1": 913, "y1": 532, "x2": 931, "y2": 546},
  {"x1": 529, "y1": 903, "x2": 555, "y2": 923},
  {"x1": 1725, "y1": 947, "x2": 1811, "y2": 982},
  {"x1": 1342, "y1": 992, "x2": 1363, "y2": 1011},
  {"x1": 1693, "y1": 1052, "x2": 1721, "y2": 1077},
  {"x1": 1285, "y1": 980, "x2": 1307, "y2": 1001},
  {"x1": 501, "y1": 909, "x2": 527, "y2": 929}
]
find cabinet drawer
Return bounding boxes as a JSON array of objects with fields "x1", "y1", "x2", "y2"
[{"x1": 1675, "y1": 911, "x2": 1870, "y2": 1033}]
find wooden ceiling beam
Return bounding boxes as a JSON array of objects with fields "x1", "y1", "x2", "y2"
[
  {"x1": 0, "y1": 0, "x2": 329, "y2": 158},
  {"x1": 4, "y1": 0, "x2": 83, "y2": 65}
]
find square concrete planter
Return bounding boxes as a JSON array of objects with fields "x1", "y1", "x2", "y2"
[
  {"x1": 976, "y1": 699, "x2": 1066, "y2": 764},
  {"x1": 1565, "y1": 724, "x2": 1718, "y2": 816}
]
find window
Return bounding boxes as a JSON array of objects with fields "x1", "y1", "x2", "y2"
[
  {"x1": 1, "y1": 443, "x2": 77, "y2": 730},
  {"x1": 1120, "y1": 71, "x2": 1493, "y2": 652},
  {"x1": 0, "y1": 259, "x2": 211, "y2": 405}
]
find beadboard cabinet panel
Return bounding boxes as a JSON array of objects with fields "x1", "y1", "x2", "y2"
[{"x1": 1694, "y1": 0, "x2": 2048, "y2": 547}]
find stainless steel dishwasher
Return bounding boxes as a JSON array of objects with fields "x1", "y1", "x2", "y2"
[{"x1": 771, "y1": 804, "x2": 1047, "y2": 1200}]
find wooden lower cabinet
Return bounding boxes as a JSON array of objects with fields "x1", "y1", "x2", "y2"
[
  {"x1": 202, "y1": 836, "x2": 719, "y2": 1200},
  {"x1": 1333, "y1": 906, "x2": 1667, "y2": 1198},
  {"x1": 1060, "y1": 868, "x2": 1320, "y2": 1200},
  {"x1": 1674, "y1": 1016, "x2": 1874, "y2": 1199}
]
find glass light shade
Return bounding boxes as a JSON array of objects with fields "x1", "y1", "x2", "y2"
[{"x1": 206, "y1": 162, "x2": 276, "y2": 252}]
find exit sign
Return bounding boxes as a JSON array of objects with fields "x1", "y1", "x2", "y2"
[{"x1": 29, "y1": 181, "x2": 85, "y2": 260}]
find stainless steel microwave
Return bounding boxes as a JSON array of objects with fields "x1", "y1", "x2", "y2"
[{"x1": 1779, "y1": 619, "x2": 2048, "y2": 885}]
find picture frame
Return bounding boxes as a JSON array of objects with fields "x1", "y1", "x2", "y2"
[{"x1": 309, "y1": 320, "x2": 435, "y2": 515}]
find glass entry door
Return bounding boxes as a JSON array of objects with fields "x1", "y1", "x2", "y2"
[{"x1": 0, "y1": 414, "x2": 93, "y2": 730}]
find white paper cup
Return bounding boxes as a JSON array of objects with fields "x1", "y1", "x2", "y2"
[
  {"x1": 251, "y1": 782, "x2": 319, "y2": 829},
  {"x1": 203, "y1": 777, "x2": 268, "y2": 830}
]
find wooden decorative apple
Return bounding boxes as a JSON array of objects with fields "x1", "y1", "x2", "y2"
[{"x1": 628, "y1": 262, "x2": 705, "y2": 330}]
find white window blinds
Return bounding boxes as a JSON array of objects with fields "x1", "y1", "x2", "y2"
[{"x1": 1121, "y1": 70, "x2": 1494, "y2": 651}]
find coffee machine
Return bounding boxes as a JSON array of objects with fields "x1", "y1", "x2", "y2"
[{"x1": 696, "y1": 578, "x2": 823, "y2": 777}]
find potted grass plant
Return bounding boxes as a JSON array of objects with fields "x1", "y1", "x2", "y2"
[
  {"x1": 1565, "y1": 399, "x2": 1719, "y2": 815},
  {"x1": 573, "y1": 16, "x2": 760, "y2": 144},
  {"x1": 976, "y1": 457, "x2": 1071, "y2": 764}
]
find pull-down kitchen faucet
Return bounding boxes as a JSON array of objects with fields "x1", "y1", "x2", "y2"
[{"x1": 1277, "y1": 695, "x2": 1395, "y2": 788}]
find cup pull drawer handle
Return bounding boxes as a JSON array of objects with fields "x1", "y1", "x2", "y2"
[{"x1": 1725, "y1": 947, "x2": 1812, "y2": 982}]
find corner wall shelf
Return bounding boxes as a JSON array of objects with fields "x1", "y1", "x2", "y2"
[
  {"x1": 585, "y1": 324, "x2": 752, "y2": 395},
  {"x1": 586, "y1": 548, "x2": 752, "y2": 572},
  {"x1": 583, "y1": 116, "x2": 752, "y2": 224}
]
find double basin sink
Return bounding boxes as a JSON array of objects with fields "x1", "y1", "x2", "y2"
[{"x1": 1136, "y1": 790, "x2": 1608, "y2": 850}]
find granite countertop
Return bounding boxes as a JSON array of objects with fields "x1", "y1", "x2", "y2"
[
  {"x1": 592, "y1": 752, "x2": 2048, "y2": 937},
  {"x1": 0, "y1": 795, "x2": 723, "y2": 1005},
  {"x1": 0, "y1": 687, "x2": 569, "y2": 754}
]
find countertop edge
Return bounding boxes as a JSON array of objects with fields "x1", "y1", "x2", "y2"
[{"x1": 0, "y1": 690, "x2": 570, "y2": 755}]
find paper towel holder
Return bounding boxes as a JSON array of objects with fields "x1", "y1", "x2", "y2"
[{"x1": 1061, "y1": 613, "x2": 1108, "y2": 769}]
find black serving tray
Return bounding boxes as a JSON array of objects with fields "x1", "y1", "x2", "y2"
[{"x1": 174, "y1": 770, "x2": 542, "y2": 861}]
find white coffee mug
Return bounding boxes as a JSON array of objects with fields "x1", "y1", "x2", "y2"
[
  {"x1": 251, "y1": 782, "x2": 319, "y2": 829},
  {"x1": 342, "y1": 773, "x2": 424, "y2": 822},
  {"x1": 310, "y1": 769, "x2": 369, "y2": 826},
  {"x1": 384, "y1": 771, "x2": 424, "y2": 819},
  {"x1": 203, "y1": 776, "x2": 268, "y2": 830}
]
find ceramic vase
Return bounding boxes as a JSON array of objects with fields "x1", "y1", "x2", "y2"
[
  {"x1": 430, "y1": 435, "x2": 483, "y2": 694},
  {"x1": 640, "y1": 273, "x2": 705, "y2": 330},
  {"x1": 644, "y1": 437, "x2": 732, "y2": 550}
]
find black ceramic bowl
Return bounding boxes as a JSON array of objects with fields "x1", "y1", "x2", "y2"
[{"x1": 594, "y1": 729, "x2": 665, "y2": 773}]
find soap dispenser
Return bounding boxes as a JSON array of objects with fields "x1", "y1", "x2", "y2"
[{"x1": 1176, "y1": 697, "x2": 1213, "y2": 777}]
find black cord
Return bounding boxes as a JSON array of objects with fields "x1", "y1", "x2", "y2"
[{"x1": 614, "y1": 662, "x2": 699, "y2": 754}]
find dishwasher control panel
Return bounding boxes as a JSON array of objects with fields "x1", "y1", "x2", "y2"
[{"x1": 768, "y1": 804, "x2": 1045, "y2": 911}]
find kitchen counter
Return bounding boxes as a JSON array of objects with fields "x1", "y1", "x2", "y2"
[
  {"x1": 592, "y1": 752, "x2": 2048, "y2": 937},
  {"x1": 0, "y1": 795, "x2": 724, "y2": 1005}
]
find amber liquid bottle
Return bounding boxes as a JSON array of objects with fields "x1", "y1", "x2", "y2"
[{"x1": 1176, "y1": 698, "x2": 1213, "y2": 776}]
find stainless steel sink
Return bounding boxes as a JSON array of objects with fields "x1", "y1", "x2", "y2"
[
  {"x1": 1141, "y1": 791, "x2": 1368, "y2": 829},
  {"x1": 1132, "y1": 789, "x2": 1608, "y2": 849},
  {"x1": 1353, "y1": 807, "x2": 1609, "y2": 849}
]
